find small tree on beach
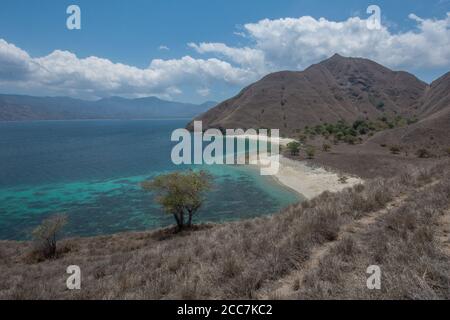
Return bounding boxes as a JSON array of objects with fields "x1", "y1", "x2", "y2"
[
  {"x1": 142, "y1": 170, "x2": 212, "y2": 231},
  {"x1": 286, "y1": 141, "x2": 301, "y2": 156},
  {"x1": 32, "y1": 214, "x2": 68, "y2": 259}
]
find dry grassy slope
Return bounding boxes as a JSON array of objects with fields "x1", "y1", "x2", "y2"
[
  {"x1": 419, "y1": 72, "x2": 450, "y2": 118},
  {"x1": 1, "y1": 160, "x2": 449, "y2": 300},
  {"x1": 189, "y1": 54, "x2": 428, "y2": 134},
  {"x1": 368, "y1": 72, "x2": 450, "y2": 153},
  {"x1": 369, "y1": 107, "x2": 450, "y2": 154}
]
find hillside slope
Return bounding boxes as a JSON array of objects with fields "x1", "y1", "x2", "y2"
[
  {"x1": 1, "y1": 160, "x2": 449, "y2": 299},
  {"x1": 189, "y1": 54, "x2": 429, "y2": 134},
  {"x1": 369, "y1": 72, "x2": 450, "y2": 153}
]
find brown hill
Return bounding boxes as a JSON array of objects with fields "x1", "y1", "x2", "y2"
[
  {"x1": 369, "y1": 103, "x2": 450, "y2": 155},
  {"x1": 189, "y1": 54, "x2": 429, "y2": 134},
  {"x1": 369, "y1": 71, "x2": 450, "y2": 154},
  {"x1": 419, "y1": 72, "x2": 450, "y2": 117}
]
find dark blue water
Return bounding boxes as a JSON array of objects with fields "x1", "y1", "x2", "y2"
[{"x1": 0, "y1": 120, "x2": 300, "y2": 240}]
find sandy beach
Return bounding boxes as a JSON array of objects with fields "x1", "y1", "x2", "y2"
[
  {"x1": 231, "y1": 134, "x2": 363, "y2": 199},
  {"x1": 271, "y1": 156, "x2": 362, "y2": 199}
]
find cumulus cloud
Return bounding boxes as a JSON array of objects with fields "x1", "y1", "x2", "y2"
[
  {"x1": 191, "y1": 12, "x2": 450, "y2": 73},
  {"x1": 0, "y1": 12, "x2": 449, "y2": 99},
  {"x1": 188, "y1": 42, "x2": 267, "y2": 73},
  {"x1": 0, "y1": 39, "x2": 35, "y2": 80},
  {"x1": 0, "y1": 40, "x2": 257, "y2": 99}
]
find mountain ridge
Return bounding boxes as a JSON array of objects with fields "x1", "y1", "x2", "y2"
[
  {"x1": 189, "y1": 54, "x2": 446, "y2": 135},
  {"x1": 0, "y1": 94, "x2": 217, "y2": 121}
]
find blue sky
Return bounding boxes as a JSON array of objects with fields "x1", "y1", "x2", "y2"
[{"x1": 0, "y1": 0, "x2": 449, "y2": 103}]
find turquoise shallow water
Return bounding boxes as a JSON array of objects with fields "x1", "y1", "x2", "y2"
[{"x1": 0, "y1": 120, "x2": 301, "y2": 240}]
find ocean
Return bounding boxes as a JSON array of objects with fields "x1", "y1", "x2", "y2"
[{"x1": 0, "y1": 119, "x2": 300, "y2": 240}]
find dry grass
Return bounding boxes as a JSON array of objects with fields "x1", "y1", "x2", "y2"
[
  {"x1": 295, "y1": 162, "x2": 450, "y2": 299},
  {"x1": 0, "y1": 160, "x2": 449, "y2": 300}
]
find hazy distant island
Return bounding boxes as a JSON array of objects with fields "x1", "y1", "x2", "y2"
[
  {"x1": 1, "y1": 54, "x2": 449, "y2": 300},
  {"x1": 0, "y1": 94, "x2": 217, "y2": 121}
]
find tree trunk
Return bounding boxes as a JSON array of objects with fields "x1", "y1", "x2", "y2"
[
  {"x1": 179, "y1": 211, "x2": 184, "y2": 229},
  {"x1": 187, "y1": 210, "x2": 193, "y2": 227},
  {"x1": 173, "y1": 212, "x2": 183, "y2": 231}
]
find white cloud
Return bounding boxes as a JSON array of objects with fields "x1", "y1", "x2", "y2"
[
  {"x1": 158, "y1": 45, "x2": 170, "y2": 51},
  {"x1": 188, "y1": 42, "x2": 267, "y2": 74},
  {"x1": 0, "y1": 12, "x2": 449, "y2": 100},
  {"x1": 0, "y1": 39, "x2": 35, "y2": 80},
  {"x1": 0, "y1": 40, "x2": 257, "y2": 99},
  {"x1": 191, "y1": 12, "x2": 450, "y2": 73},
  {"x1": 197, "y1": 88, "x2": 210, "y2": 97}
]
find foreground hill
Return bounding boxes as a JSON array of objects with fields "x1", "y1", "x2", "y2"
[
  {"x1": 0, "y1": 94, "x2": 216, "y2": 121},
  {"x1": 189, "y1": 54, "x2": 448, "y2": 136},
  {"x1": 1, "y1": 159, "x2": 449, "y2": 299}
]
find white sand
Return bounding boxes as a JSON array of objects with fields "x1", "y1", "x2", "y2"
[
  {"x1": 230, "y1": 134, "x2": 363, "y2": 199},
  {"x1": 225, "y1": 133, "x2": 295, "y2": 146},
  {"x1": 271, "y1": 156, "x2": 362, "y2": 199}
]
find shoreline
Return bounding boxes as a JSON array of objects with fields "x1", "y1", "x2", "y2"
[
  {"x1": 231, "y1": 134, "x2": 363, "y2": 199},
  {"x1": 269, "y1": 155, "x2": 362, "y2": 199}
]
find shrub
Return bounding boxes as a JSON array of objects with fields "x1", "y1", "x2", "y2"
[
  {"x1": 390, "y1": 145, "x2": 401, "y2": 155},
  {"x1": 407, "y1": 117, "x2": 418, "y2": 125},
  {"x1": 306, "y1": 146, "x2": 316, "y2": 159},
  {"x1": 32, "y1": 214, "x2": 68, "y2": 259},
  {"x1": 416, "y1": 148, "x2": 432, "y2": 158},
  {"x1": 344, "y1": 135, "x2": 357, "y2": 145},
  {"x1": 338, "y1": 175, "x2": 349, "y2": 184},
  {"x1": 322, "y1": 144, "x2": 331, "y2": 152},
  {"x1": 335, "y1": 132, "x2": 345, "y2": 141},
  {"x1": 286, "y1": 141, "x2": 301, "y2": 156},
  {"x1": 298, "y1": 134, "x2": 307, "y2": 144},
  {"x1": 446, "y1": 148, "x2": 450, "y2": 157}
]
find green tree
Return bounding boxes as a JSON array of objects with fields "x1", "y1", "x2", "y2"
[
  {"x1": 142, "y1": 170, "x2": 212, "y2": 230},
  {"x1": 286, "y1": 141, "x2": 301, "y2": 156}
]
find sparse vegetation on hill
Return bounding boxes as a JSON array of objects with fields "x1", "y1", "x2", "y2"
[{"x1": 297, "y1": 117, "x2": 412, "y2": 147}]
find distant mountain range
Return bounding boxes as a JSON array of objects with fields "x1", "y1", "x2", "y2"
[
  {"x1": 0, "y1": 94, "x2": 217, "y2": 121},
  {"x1": 190, "y1": 54, "x2": 449, "y2": 149}
]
